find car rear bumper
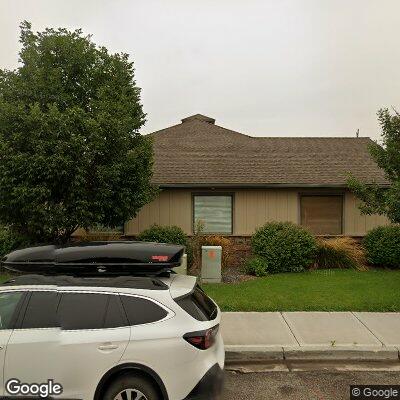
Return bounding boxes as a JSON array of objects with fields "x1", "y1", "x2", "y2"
[{"x1": 183, "y1": 363, "x2": 224, "y2": 400}]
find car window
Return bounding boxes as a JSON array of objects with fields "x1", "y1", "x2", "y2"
[
  {"x1": 104, "y1": 294, "x2": 128, "y2": 328},
  {"x1": 175, "y1": 285, "x2": 217, "y2": 321},
  {"x1": 21, "y1": 291, "x2": 59, "y2": 329},
  {"x1": 120, "y1": 295, "x2": 168, "y2": 325},
  {"x1": 58, "y1": 292, "x2": 109, "y2": 330},
  {"x1": 0, "y1": 292, "x2": 23, "y2": 330}
]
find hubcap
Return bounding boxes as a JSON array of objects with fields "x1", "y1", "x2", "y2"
[{"x1": 113, "y1": 389, "x2": 148, "y2": 400}]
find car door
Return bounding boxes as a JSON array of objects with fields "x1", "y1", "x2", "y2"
[
  {"x1": 0, "y1": 290, "x2": 26, "y2": 396},
  {"x1": 5, "y1": 290, "x2": 130, "y2": 400},
  {"x1": 4, "y1": 290, "x2": 62, "y2": 396},
  {"x1": 56, "y1": 291, "x2": 131, "y2": 400}
]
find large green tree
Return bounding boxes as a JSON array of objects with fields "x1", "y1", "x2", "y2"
[
  {"x1": 348, "y1": 108, "x2": 400, "y2": 223},
  {"x1": 0, "y1": 22, "x2": 156, "y2": 242}
]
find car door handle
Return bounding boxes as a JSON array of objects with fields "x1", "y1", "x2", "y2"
[
  {"x1": 98, "y1": 343, "x2": 118, "y2": 351},
  {"x1": 0, "y1": 346, "x2": 3, "y2": 350}
]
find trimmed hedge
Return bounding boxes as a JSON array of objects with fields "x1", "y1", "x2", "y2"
[
  {"x1": 364, "y1": 226, "x2": 400, "y2": 268},
  {"x1": 251, "y1": 222, "x2": 317, "y2": 274},
  {"x1": 137, "y1": 224, "x2": 188, "y2": 246},
  {"x1": 244, "y1": 256, "x2": 269, "y2": 277}
]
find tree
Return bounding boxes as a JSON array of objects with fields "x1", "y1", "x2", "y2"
[
  {"x1": 348, "y1": 108, "x2": 400, "y2": 223},
  {"x1": 0, "y1": 22, "x2": 157, "y2": 243}
]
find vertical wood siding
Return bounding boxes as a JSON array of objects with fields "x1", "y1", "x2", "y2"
[
  {"x1": 344, "y1": 192, "x2": 389, "y2": 236},
  {"x1": 234, "y1": 190, "x2": 298, "y2": 235},
  {"x1": 125, "y1": 190, "x2": 192, "y2": 235},
  {"x1": 124, "y1": 189, "x2": 389, "y2": 236}
]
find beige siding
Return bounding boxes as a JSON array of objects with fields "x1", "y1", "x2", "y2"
[
  {"x1": 125, "y1": 188, "x2": 389, "y2": 236},
  {"x1": 234, "y1": 190, "x2": 298, "y2": 235},
  {"x1": 125, "y1": 190, "x2": 192, "y2": 235},
  {"x1": 344, "y1": 192, "x2": 389, "y2": 236}
]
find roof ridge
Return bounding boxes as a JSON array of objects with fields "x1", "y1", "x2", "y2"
[
  {"x1": 147, "y1": 123, "x2": 373, "y2": 141},
  {"x1": 144, "y1": 122, "x2": 183, "y2": 136}
]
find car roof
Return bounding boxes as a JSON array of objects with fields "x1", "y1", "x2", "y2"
[
  {"x1": 0, "y1": 273, "x2": 197, "y2": 297},
  {"x1": 1, "y1": 274, "x2": 168, "y2": 290}
]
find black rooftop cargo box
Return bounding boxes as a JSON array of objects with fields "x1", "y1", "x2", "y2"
[{"x1": 1, "y1": 241, "x2": 185, "y2": 276}]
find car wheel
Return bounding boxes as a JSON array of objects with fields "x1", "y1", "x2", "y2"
[{"x1": 103, "y1": 373, "x2": 161, "y2": 400}]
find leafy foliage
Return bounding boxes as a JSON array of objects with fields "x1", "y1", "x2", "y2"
[
  {"x1": 0, "y1": 225, "x2": 29, "y2": 257},
  {"x1": 0, "y1": 22, "x2": 156, "y2": 243},
  {"x1": 251, "y1": 222, "x2": 317, "y2": 273},
  {"x1": 244, "y1": 256, "x2": 268, "y2": 277},
  {"x1": 314, "y1": 237, "x2": 367, "y2": 271},
  {"x1": 363, "y1": 225, "x2": 400, "y2": 268},
  {"x1": 348, "y1": 108, "x2": 400, "y2": 223},
  {"x1": 137, "y1": 224, "x2": 188, "y2": 246}
]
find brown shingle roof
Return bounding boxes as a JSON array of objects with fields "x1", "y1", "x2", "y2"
[{"x1": 149, "y1": 115, "x2": 387, "y2": 187}]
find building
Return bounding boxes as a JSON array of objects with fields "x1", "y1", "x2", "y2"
[{"x1": 125, "y1": 114, "x2": 388, "y2": 239}]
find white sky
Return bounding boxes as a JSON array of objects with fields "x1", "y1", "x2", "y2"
[{"x1": 1, "y1": 0, "x2": 399, "y2": 139}]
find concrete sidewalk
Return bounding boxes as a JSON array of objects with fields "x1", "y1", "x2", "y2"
[{"x1": 221, "y1": 312, "x2": 400, "y2": 361}]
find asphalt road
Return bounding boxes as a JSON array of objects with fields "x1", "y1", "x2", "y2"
[{"x1": 222, "y1": 370, "x2": 400, "y2": 400}]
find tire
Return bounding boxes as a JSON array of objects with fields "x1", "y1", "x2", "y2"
[{"x1": 103, "y1": 373, "x2": 161, "y2": 400}]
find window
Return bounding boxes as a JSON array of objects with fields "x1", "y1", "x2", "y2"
[
  {"x1": 120, "y1": 296, "x2": 168, "y2": 325},
  {"x1": 58, "y1": 293, "x2": 109, "y2": 330},
  {"x1": 300, "y1": 195, "x2": 343, "y2": 235},
  {"x1": 22, "y1": 291, "x2": 59, "y2": 329},
  {"x1": 174, "y1": 285, "x2": 217, "y2": 321},
  {"x1": 193, "y1": 195, "x2": 233, "y2": 234},
  {"x1": 0, "y1": 292, "x2": 23, "y2": 330},
  {"x1": 104, "y1": 295, "x2": 128, "y2": 328}
]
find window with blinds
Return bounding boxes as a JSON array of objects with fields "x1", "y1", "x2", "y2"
[
  {"x1": 300, "y1": 195, "x2": 343, "y2": 235},
  {"x1": 193, "y1": 195, "x2": 233, "y2": 234}
]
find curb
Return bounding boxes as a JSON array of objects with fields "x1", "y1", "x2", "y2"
[{"x1": 225, "y1": 346, "x2": 400, "y2": 364}]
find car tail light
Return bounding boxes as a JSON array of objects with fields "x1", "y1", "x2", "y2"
[{"x1": 183, "y1": 325, "x2": 219, "y2": 350}]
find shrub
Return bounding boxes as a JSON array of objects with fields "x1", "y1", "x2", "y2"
[
  {"x1": 77, "y1": 230, "x2": 123, "y2": 242},
  {"x1": 201, "y1": 235, "x2": 234, "y2": 269},
  {"x1": 244, "y1": 256, "x2": 268, "y2": 277},
  {"x1": 251, "y1": 222, "x2": 317, "y2": 273},
  {"x1": 363, "y1": 225, "x2": 400, "y2": 268},
  {"x1": 314, "y1": 237, "x2": 367, "y2": 271},
  {"x1": 137, "y1": 224, "x2": 188, "y2": 246},
  {"x1": 0, "y1": 226, "x2": 29, "y2": 258}
]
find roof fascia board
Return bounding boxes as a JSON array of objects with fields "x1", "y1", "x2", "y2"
[{"x1": 157, "y1": 183, "x2": 390, "y2": 189}]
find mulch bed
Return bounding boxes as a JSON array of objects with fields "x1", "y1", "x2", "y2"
[
  {"x1": 222, "y1": 266, "x2": 255, "y2": 283},
  {"x1": 187, "y1": 266, "x2": 255, "y2": 284}
]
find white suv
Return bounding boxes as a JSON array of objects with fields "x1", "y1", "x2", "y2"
[{"x1": 0, "y1": 273, "x2": 224, "y2": 400}]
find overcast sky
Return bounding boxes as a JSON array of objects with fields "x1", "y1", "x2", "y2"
[{"x1": 1, "y1": 0, "x2": 399, "y2": 139}]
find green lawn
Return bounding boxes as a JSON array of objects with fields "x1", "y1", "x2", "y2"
[
  {"x1": 203, "y1": 269, "x2": 400, "y2": 312},
  {"x1": 2, "y1": 270, "x2": 399, "y2": 312}
]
